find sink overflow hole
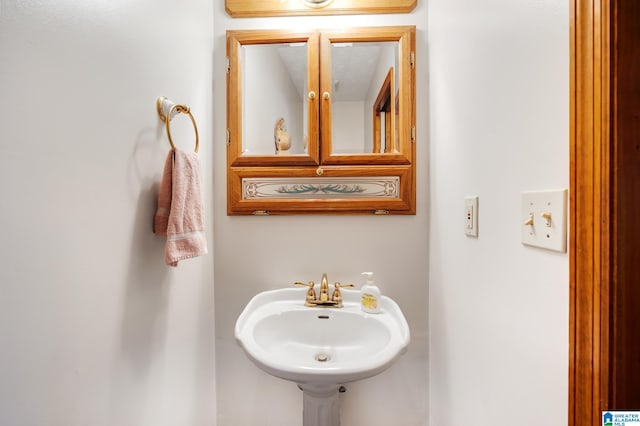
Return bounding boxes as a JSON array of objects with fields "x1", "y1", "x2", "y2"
[
  {"x1": 315, "y1": 353, "x2": 331, "y2": 362},
  {"x1": 318, "y1": 315, "x2": 330, "y2": 319}
]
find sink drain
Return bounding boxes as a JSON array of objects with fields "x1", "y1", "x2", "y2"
[{"x1": 315, "y1": 353, "x2": 331, "y2": 362}]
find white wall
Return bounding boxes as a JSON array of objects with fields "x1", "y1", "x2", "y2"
[
  {"x1": 213, "y1": 3, "x2": 429, "y2": 426},
  {"x1": 332, "y1": 101, "x2": 365, "y2": 153},
  {"x1": 428, "y1": 1, "x2": 569, "y2": 425},
  {"x1": 0, "y1": 1, "x2": 215, "y2": 425},
  {"x1": 243, "y1": 45, "x2": 304, "y2": 155}
]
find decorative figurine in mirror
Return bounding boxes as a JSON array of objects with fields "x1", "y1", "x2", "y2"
[{"x1": 274, "y1": 118, "x2": 292, "y2": 155}]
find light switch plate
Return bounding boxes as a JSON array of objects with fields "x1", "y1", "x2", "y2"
[
  {"x1": 464, "y1": 196, "x2": 478, "y2": 237},
  {"x1": 521, "y1": 189, "x2": 568, "y2": 252}
]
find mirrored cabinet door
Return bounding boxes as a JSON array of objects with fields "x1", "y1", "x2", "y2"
[
  {"x1": 227, "y1": 30, "x2": 320, "y2": 166},
  {"x1": 319, "y1": 27, "x2": 415, "y2": 166}
]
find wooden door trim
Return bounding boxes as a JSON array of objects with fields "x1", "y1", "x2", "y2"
[{"x1": 569, "y1": 0, "x2": 612, "y2": 425}]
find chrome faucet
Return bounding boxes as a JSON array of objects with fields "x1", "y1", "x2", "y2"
[{"x1": 294, "y1": 273, "x2": 354, "y2": 308}]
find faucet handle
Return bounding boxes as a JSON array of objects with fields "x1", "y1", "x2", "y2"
[
  {"x1": 294, "y1": 281, "x2": 317, "y2": 304},
  {"x1": 331, "y1": 282, "x2": 355, "y2": 305}
]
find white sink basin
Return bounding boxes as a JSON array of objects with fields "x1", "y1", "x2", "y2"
[{"x1": 235, "y1": 286, "x2": 410, "y2": 387}]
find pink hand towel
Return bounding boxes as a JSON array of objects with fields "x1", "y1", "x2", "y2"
[{"x1": 154, "y1": 149, "x2": 208, "y2": 267}]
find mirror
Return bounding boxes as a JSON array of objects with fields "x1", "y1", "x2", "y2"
[
  {"x1": 329, "y1": 41, "x2": 398, "y2": 154},
  {"x1": 226, "y1": 26, "x2": 416, "y2": 215},
  {"x1": 241, "y1": 42, "x2": 309, "y2": 156},
  {"x1": 240, "y1": 40, "x2": 400, "y2": 156}
]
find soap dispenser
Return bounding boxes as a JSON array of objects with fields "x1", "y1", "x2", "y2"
[{"x1": 360, "y1": 272, "x2": 381, "y2": 314}]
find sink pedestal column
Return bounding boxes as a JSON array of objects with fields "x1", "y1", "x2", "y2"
[{"x1": 299, "y1": 384, "x2": 341, "y2": 426}]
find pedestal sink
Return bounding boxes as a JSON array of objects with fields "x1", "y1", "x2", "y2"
[{"x1": 235, "y1": 285, "x2": 410, "y2": 426}]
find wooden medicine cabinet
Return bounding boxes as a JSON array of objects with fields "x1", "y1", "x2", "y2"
[{"x1": 226, "y1": 26, "x2": 416, "y2": 215}]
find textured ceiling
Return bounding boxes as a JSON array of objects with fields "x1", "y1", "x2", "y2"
[{"x1": 276, "y1": 42, "x2": 389, "y2": 102}]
